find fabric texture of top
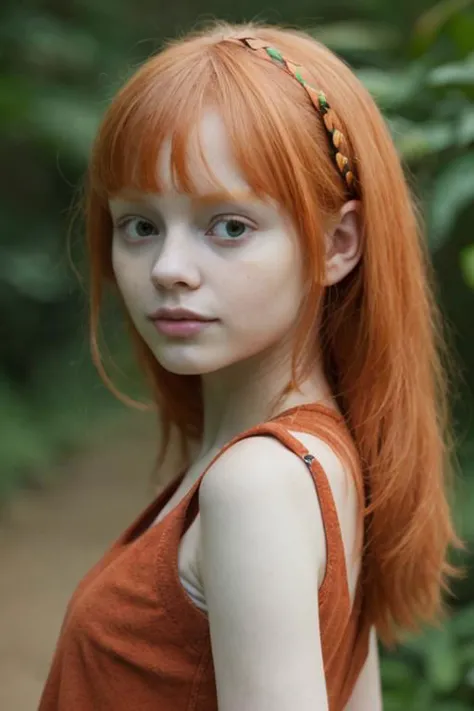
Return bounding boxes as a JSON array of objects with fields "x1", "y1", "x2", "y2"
[{"x1": 38, "y1": 402, "x2": 371, "y2": 711}]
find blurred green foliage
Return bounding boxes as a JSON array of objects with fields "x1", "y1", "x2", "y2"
[{"x1": 1, "y1": 0, "x2": 474, "y2": 706}]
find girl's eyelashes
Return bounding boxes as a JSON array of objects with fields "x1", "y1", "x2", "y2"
[
  {"x1": 206, "y1": 215, "x2": 256, "y2": 243},
  {"x1": 114, "y1": 216, "x2": 158, "y2": 242},
  {"x1": 113, "y1": 214, "x2": 257, "y2": 244}
]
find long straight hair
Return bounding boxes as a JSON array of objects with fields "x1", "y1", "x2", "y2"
[{"x1": 83, "y1": 21, "x2": 461, "y2": 644}]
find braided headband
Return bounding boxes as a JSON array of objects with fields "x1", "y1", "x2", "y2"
[{"x1": 227, "y1": 37, "x2": 358, "y2": 198}]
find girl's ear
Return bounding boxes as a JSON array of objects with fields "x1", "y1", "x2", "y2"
[{"x1": 323, "y1": 200, "x2": 362, "y2": 286}]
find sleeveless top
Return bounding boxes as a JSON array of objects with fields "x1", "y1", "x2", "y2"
[{"x1": 38, "y1": 403, "x2": 371, "y2": 711}]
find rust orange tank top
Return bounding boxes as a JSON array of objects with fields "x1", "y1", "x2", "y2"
[{"x1": 38, "y1": 403, "x2": 370, "y2": 711}]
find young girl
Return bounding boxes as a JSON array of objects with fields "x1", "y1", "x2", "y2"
[{"x1": 38, "y1": 21, "x2": 459, "y2": 711}]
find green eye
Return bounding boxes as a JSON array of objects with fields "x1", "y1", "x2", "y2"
[
  {"x1": 134, "y1": 219, "x2": 156, "y2": 237},
  {"x1": 210, "y1": 218, "x2": 252, "y2": 241},
  {"x1": 118, "y1": 216, "x2": 158, "y2": 241}
]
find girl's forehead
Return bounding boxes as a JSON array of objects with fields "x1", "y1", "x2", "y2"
[
  {"x1": 156, "y1": 109, "x2": 249, "y2": 197},
  {"x1": 109, "y1": 109, "x2": 281, "y2": 214}
]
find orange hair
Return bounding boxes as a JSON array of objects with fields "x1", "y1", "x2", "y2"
[{"x1": 83, "y1": 21, "x2": 461, "y2": 645}]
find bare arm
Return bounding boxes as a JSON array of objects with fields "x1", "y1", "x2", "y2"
[{"x1": 198, "y1": 436, "x2": 330, "y2": 711}]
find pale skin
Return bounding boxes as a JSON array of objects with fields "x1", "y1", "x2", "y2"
[{"x1": 109, "y1": 109, "x2": 383, "y2": 710}]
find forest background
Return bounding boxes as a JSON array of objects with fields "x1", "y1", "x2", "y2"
[{"x1": 1, "y1": 0, "x2": 474, "y2": 708}]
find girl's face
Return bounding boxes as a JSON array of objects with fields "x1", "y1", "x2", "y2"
[{"x1": 109, "y1": 110, "x2": 307, "y2": 376}]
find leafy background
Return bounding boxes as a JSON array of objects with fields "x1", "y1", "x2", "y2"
[{"x1": 1, "y1": 0, "x2": 474, "y2": 708}]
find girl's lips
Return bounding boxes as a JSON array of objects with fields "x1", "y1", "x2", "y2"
[{"x1": 152, "y1": 318, "x2": 217, "y2": 337}]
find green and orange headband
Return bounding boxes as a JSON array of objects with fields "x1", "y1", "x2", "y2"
[{"x1": 228, "y1": 37, "x2": 358, "y2": 198}]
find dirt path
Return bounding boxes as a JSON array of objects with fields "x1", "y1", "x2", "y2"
[{"x1": 0, "y1": 414, "x2": 165, "y2": 711}]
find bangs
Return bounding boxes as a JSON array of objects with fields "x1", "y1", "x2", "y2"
[{"x1": 89, "y1": 38, "x2": 337, "y2": 215}]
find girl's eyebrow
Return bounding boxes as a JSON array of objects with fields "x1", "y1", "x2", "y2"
[
  {"x1": 110, "y1": 189, "x2": 261, "y2": 207},
  {"x1": 109, "y1": 191, "x2": 156, "y2": 205},
  {"x1": 191, "y1": 189, "x2": 260, "y2": 207}
]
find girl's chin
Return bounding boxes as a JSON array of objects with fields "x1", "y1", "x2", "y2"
[{"x1": 153, "y1": 353, "x2": 225, "y2": 376}]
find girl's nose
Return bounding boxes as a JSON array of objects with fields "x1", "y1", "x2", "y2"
[{"x1": 150, "y1": 233, "x2": 201, "y2": 291}]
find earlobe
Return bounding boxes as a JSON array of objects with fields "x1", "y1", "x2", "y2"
[{"x1": 323, "y1": 200, "x2": 362, "y2": 286}]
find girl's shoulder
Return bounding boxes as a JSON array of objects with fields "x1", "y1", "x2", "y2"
[{"x1": 198, "y1": 426, "x2": 360, "y2": 599}]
